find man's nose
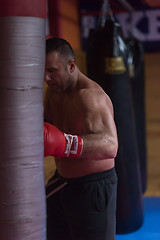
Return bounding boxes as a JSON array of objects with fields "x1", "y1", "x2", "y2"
[{"x1": 44, "y1": 73, "x2": 51, "y2": 83}]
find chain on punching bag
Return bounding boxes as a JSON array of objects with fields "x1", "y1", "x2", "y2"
[
  {"x1": 0, "y1": 0, "x2": 46, "y2": 239},
  {"x1": 127, "y1": 37, "x2": 147, "y2": 193},
  {"x1": 87, "y1": 0, "x2": 144, "y2": 234}
]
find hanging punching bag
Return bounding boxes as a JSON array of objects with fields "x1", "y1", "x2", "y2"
[
  {"x1": 127, "y1": 37, "x2": 147, "y2": 193},
  {"x1": 0, "y1": 1, "x2": 46, "y2": 239},
  {"x1": 87, "y1": 4, "x2": 144, "y2": 234}
]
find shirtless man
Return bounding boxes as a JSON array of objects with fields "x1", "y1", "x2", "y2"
[{"x1": 44, "y1": 37, "x2": 118, "y2": 240}]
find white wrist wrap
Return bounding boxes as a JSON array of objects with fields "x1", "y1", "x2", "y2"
[{"x1": 64, "y1": 133, "x2": 83, "y2": 158}]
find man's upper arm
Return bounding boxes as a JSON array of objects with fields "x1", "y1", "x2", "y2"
[
  {"x1": 83, "y1": 91, "x2": 115, "y2": 135},
  {"x1": 80, "y1": 90, "x2": 118, "y2": 160}
]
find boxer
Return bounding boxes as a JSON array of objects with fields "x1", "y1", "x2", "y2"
[{"x1": 44, "y1": 37, "x2": 118, "y2": 240}]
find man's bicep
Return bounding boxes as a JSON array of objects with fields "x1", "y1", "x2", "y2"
[{"x1": 84, "y1": 101, "x2": 112, "y2": 134}]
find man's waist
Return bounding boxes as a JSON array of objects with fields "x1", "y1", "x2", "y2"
[{"x1": 55, "y1": 158, "x2": 115, "y2": 179}]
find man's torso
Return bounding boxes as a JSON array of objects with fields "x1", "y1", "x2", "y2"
[{"x1": 44, "y1": 81, "x2": 114, "y2": 178}]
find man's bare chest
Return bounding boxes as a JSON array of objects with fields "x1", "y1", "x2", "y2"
[{"x1": 49, "y1": 96, "x2": 84, "y2": 134}]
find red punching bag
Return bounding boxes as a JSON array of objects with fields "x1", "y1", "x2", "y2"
[{"x1": 0, "y1": 1, "x2": 46, "y2": 239}]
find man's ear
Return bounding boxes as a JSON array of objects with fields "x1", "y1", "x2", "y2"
[{"x1": 68, "y1": 60, "x2": 76, "y2": 73}]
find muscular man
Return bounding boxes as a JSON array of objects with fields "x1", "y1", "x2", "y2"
[{"x1": 44, "y1": 37, "x2": 118, "y2": 240}]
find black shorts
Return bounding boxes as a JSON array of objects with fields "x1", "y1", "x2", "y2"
[{"x1": 46, "y1": 168, "x2": 117, "y2": 240}]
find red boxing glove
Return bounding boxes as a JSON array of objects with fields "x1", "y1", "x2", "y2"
[{"x1": 44, "y1": 122, "x2": 83, "y2": 158}]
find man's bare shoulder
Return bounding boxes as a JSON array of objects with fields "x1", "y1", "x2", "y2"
[
  {"x1": 77, "y1": 75, "x2": 114, "y2": 114},
  {"x1": 78, "y1": 76, "x2": 111, "y2": 101}
]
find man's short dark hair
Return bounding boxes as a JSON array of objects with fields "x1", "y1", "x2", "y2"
[{"x1": 46, "y1": 37, "x2": 76, "y2": 61}]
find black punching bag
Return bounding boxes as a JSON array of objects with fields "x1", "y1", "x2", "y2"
[
  {"x1": 87, "y1": 16, "x2": 144, "y2": 233},
  {"x1": 127, "y1": 37, "x2": 147, "y2": 193}
]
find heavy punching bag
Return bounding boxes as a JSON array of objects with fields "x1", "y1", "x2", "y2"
[
  {"x1": 0, "y1": 0, "x2": 46, "y2": 239},
  {"x1": 87, "y1": 2, "x2": 144, "y2": 234},
  {"x1": 127, "y1": 37, "x2": 147, "y2": 193}
]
